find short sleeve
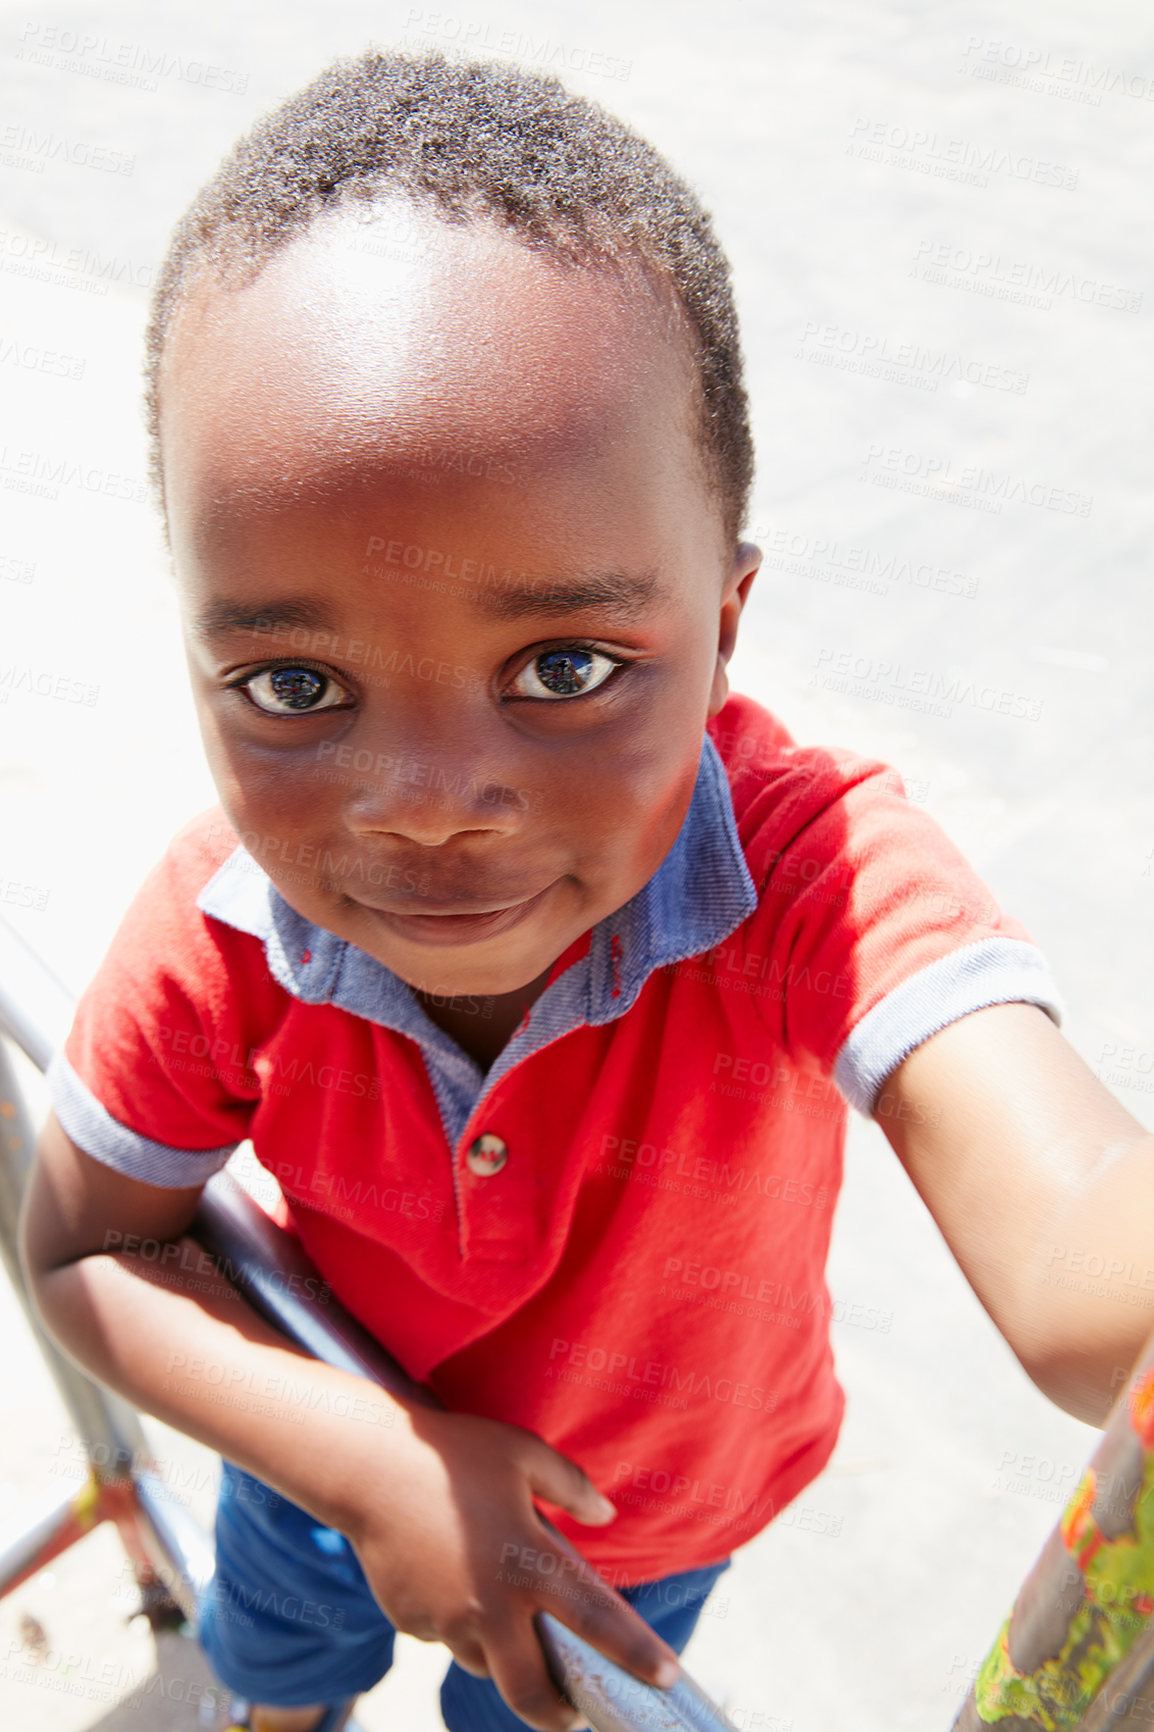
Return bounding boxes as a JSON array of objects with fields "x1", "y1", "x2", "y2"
[
  {"x1": 48, "y1": 813, "x2": 268, "y2": 1188},
  {"x1": 714, "y1": 700, "x2": 1063, "y2": 1115}
]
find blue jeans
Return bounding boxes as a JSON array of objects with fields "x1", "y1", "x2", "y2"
[{"x1": 199, "y1": 1462, "x2": 729, "y2": 1729}]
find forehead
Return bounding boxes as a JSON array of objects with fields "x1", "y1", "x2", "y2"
[{"x1": 158, "y1": 199, "x2": 703, "y2": 534}]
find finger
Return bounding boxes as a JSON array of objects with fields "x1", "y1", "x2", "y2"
[
  {"x1": 535, "y1": 1550, "x2": 680, "y2": 1689},
  {"x1": 521, "y1": 1440, "x2": 617, "y2": 1526},
  {"x1": 438, "y1": 1627, "x2": 490, "y2": 1679},
  {"x1": 485, "y1": 1621, "x2": 586, "y2": 1732}
]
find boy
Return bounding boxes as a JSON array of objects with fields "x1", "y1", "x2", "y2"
[{"x1": 18, "y1": 47, "x2": 1154, "y2": 1732}]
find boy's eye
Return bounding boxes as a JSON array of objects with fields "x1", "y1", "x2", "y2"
[
  {"x1": 509, "y1": 646, "x2": 620, "y2": 701},
  {"x1": 240, "y1": 666, "x2": 352, "y2": 715}
]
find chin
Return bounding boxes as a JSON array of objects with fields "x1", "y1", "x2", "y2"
[
  {"x1": 359, "y1": 929, "x2": 555, "y2": 1001},
  {"x1": 338, "y1": 880, "x2": 582, "y2": 998}
]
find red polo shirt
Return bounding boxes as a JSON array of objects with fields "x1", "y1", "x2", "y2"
[{"x1": 50, "y1": 694, "x2": 1060, "y2": 1581}]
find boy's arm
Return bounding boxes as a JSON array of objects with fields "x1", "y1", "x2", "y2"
[
  {"x1": 20, "y1": 1111, "x2": 678, "y2": 1731},
  {"x1": 20, "y1": 1111, "x2": 406, "y2": 1505},
  {"x1": 875, "y1": 1001, "x2": 1154, "y2": 1426}
]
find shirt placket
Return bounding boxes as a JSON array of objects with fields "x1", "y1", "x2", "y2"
[
  {"x1": 443, "y1": 1012, "x2": 592, "y2": 1264},
  {"x1": 411, "y1": 943, "x2": 598, "y2": 1266}
]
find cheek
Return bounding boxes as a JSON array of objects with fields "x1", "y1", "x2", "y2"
[
  {"x1": 195, "y1": 708, "x2": 327, "y2": 836},
  {"x1": 562, "y1": 724, "x2": 702, "y2": 873},
  {"x1": 193, "y1": 704, "x2": 245, "y2": 804},
  {"x1": 531, "y1": 649, "x2": 712, "y2": 838}
]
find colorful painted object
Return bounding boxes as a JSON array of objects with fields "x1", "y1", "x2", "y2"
[{"x1": 954, "y1": 1346, "x2": 1154, "y2": 1730}]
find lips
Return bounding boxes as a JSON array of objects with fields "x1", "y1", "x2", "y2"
[{"x1": 356, "y1": 881, "x2": 556, "y2": 947}]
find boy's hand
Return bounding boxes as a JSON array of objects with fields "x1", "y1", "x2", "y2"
[{"x1": 341, "y1": 1407, "x2": 679, "y2": 1731}]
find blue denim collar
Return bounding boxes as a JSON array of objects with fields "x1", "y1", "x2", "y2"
[{"x1": 197, "y1": 733, "x2": 756, "y2": 1144}]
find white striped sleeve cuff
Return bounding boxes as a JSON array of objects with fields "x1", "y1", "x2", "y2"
[
  {"x1": 48, "y1": 1051, "x2": 238, "y2": 1188},
  {"x1": 833, "y1": 937, "x2": 1064, "y2": 1116}
]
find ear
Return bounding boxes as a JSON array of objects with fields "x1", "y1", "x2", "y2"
[{"x1": 708, "y1": 541, "x2": 761, "y2": 718}]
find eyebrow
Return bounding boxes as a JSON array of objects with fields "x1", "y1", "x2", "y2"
[
  {"x1": 191, "y1": 573, "x2": 661, "y2": 641},
  {"x1": 192, "y1": 598, "x2": 338, "y2": 641},
  {"x1": 474, "y1": 573, "x2": 661, "y2": 621}
]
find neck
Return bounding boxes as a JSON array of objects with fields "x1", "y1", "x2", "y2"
[{"x1": 414, "y1": 964, "x2": 554, "y2": 1069}]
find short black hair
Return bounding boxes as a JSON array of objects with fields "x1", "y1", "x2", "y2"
[{"x1": 144, "y1": 49, "x2": 754, "y2": 542}]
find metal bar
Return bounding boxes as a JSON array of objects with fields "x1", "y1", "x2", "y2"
[
  {"x1": 130, "y1": 1468, "x2": 218, "y2": 1622},
  {"x1": 192, "y1": 1170, "x2": 439, "y2": 1409},
  {"x1": 0, "y1": 914, "x2": 74, "y2": 1072},
  {"x1": 0, "y1": 1033, "x2": 154, "y2": 1477},
  {"x1": 537, "y1": 1624, "x2": 742, "y2": 1732},
  {"x1": 0, "y1": 1466, "x2": 212, "y2": 1625},
  {"x1": 194, "y1": 1173, "x2": 740, "y2": 1732},
  {"x1": 0, "y1": 1476, "x2": 96, "y2": 1597},
  {"x1": 0, "y1": 928, "x2": 210, "y2": 1614}
]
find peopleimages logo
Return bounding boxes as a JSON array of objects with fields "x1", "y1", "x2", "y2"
[
  {"x1": 0, "y1": 229, "x2": 153, "y2": 298},
  {"x1": 860, "y1": 444, "x2": 1093, "y2": 518},
  {"x1": 0, "y1": 446, "x2": 147, "y2": 503},
  {"x1": 753, "y1": 524, "x2": 978, "y2": 601},
  {"x1": 793, "y1": 320, "x2": 1028, "y2": 395},
  {"x1": 810, "y1": 646, "x2": 1044, "y2": 723},
  {"x1": 846, "y1": 116, "x2": 1079, "y2": 190},
  {"x1": 547, "y1": 1337, "x2": 777, "y2": 1412},
  {"x1": 0, "y1": 123, "x2": 135, "y2": 175},
  {"x1": 910, "y1": 238, "x2": 1142, "y2": 313},
  {"x1": 16, "y1": 22, "x2": 248, "y2": 93},
  {"x1": 960, "y1": 36, "x2": 1154, "y2": 106},
  {"x1": 402, "y1": 9, "x2": 632, "y2": 81}
]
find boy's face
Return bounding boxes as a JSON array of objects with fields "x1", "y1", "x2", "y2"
[{"x1": 161, "y1": 202, "x2": 759, "y2": 997}]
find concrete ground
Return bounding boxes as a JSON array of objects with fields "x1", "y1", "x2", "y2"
[{"x1": 2, "y1": 0, "x2": 1153, "y2": 1726}]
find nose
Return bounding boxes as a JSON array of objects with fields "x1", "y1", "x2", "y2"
[{"x1": 335, "y1": 718, "x2": 530, "y2": 848}]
